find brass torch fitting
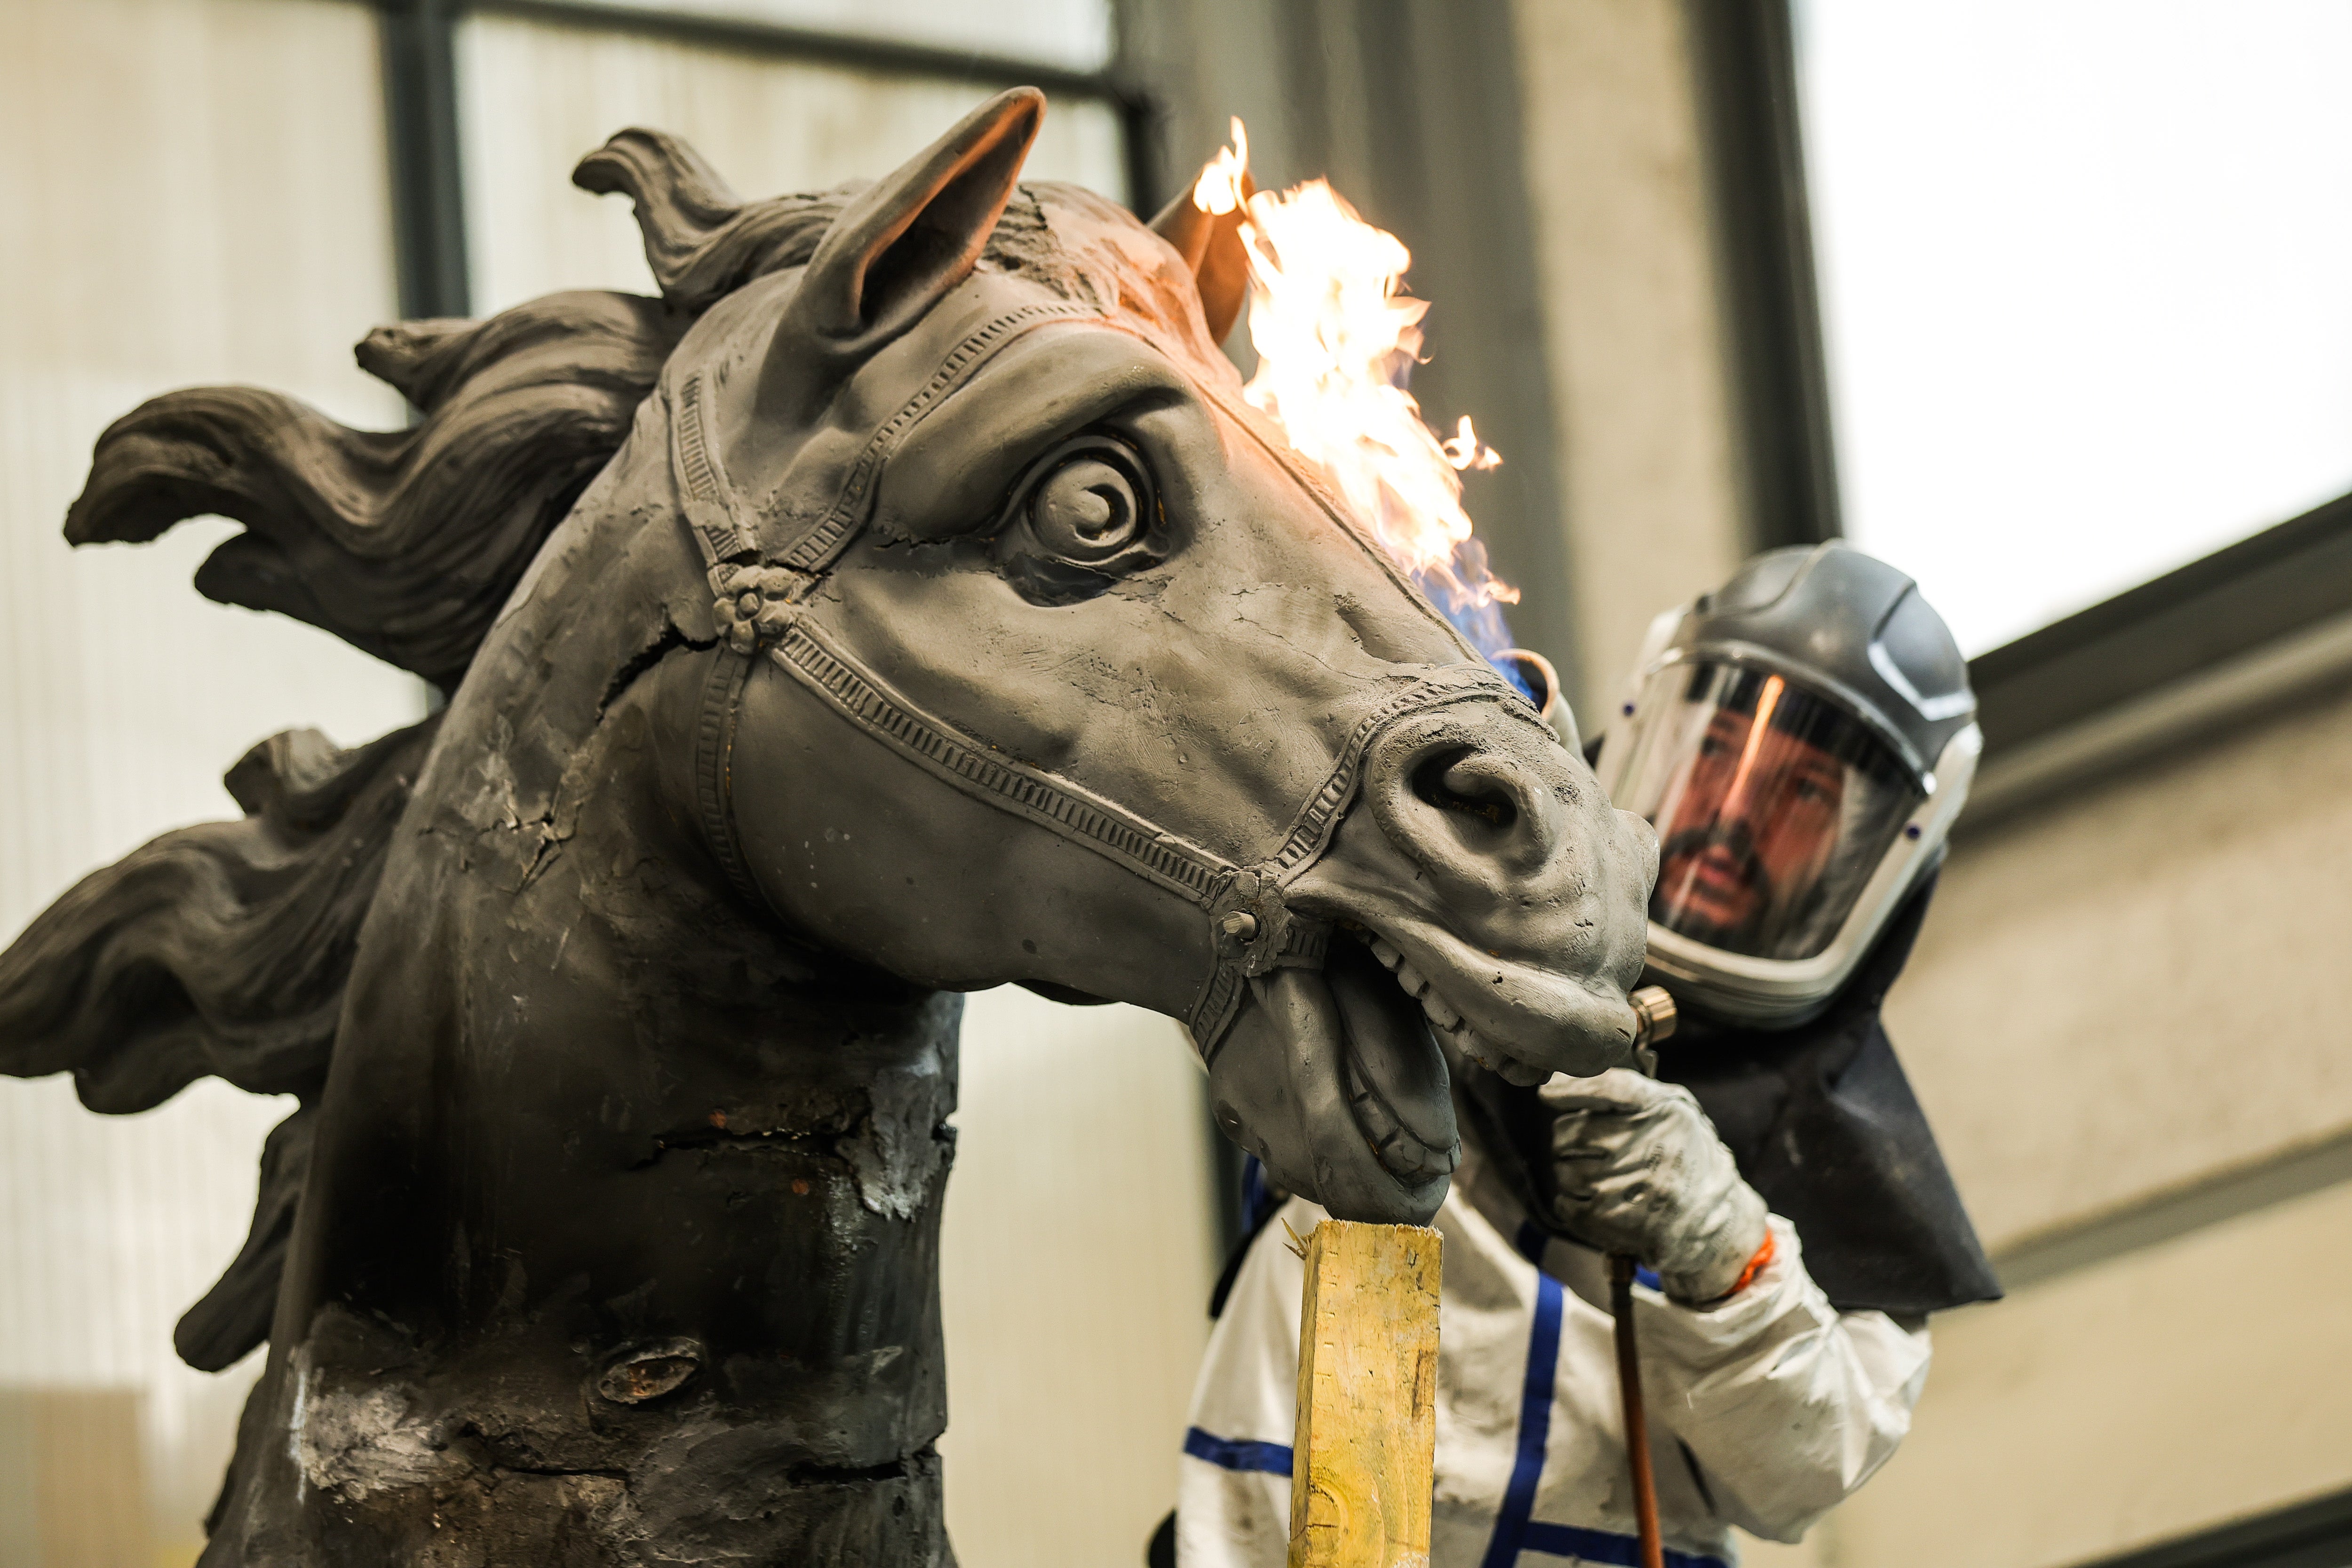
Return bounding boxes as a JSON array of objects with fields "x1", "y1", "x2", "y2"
[{"x1": 1629, "y1": 985, "x2": 1678, "y2": 1050}]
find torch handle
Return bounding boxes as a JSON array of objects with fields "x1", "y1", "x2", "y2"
[{"x1": 1609, "y1": 1253, "x2": 1665, "y2": 1568}]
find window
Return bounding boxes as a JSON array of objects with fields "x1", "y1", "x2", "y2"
[
  {"x1": 548, "y1": 0, "x2": 1114, "y2": 72},
  {"x1": 1795, "y1": 0, "x2": 2352, "y2": 657},
  {"x1": 453, "y1": 4, "x2": 1131, "y2": 314}
]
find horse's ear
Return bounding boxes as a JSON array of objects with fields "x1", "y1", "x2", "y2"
[
  {"x1": 779, "y1": 87, "x2": 1044, "y2": 363},
  {"x1": 1150, "y1": 160, "x2": 1256, "y2": 344}
]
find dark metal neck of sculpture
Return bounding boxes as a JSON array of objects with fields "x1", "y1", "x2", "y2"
[{"x1": 242, "y1": 546, "x2": 969, "y2": 1558}]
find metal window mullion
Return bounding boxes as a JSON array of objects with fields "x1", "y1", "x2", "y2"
[
  {"x1": 378, "y1": 0, "x2": 471, "y2": 324},
  {"x1": 469, "y1": 0, "x2": 1134, "y2": 108}
]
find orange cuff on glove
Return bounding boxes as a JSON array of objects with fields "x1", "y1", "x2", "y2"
[{"x1": 1725, "y1": 1228, "x2": 1777, "y2": 1297}]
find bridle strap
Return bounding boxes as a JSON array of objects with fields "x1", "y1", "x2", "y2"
[
  {"x1": 675, "y1": 304, "x2": 1105, "y2": 919},
  {"x1": 759, "y1": 612, "x2": 1526, "y2": 1049},
  {"x1": 769, "y1": 618, "x2": 1229, "y2": 906},
  {"x1": 692, "y1": 642, "x2": 764, "y2": 910}
]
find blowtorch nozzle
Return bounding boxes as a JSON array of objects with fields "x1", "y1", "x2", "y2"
[{"x1": 1629, "y1": 985, "x2": 1677, "y2": 1051}]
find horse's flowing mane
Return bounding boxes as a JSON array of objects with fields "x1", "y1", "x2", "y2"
[
  {"x1": 0, "y1": 127, "x2": 1176, "y2": 1373},
  {"x1": 0, "y1": 716, "x2": 442, "y2": 1369},
  {"x1": 59, "y1": 129, "x2": 852, "y2": 692}
]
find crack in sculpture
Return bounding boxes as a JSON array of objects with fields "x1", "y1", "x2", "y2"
[{"x1": 0, "y1": 91, "x2": 1659, "y2": 1564}]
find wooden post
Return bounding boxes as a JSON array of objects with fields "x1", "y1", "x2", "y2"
[{"x1": 1289, "y1": 1220, "x2": 1442, "y2": 1568}]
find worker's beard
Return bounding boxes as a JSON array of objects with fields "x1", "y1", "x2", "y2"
[{"x1": 1653, "y1": 821, "x2": 1776, "y2": 951}]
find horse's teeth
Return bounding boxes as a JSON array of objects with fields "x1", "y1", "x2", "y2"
[
  {"x1": 1394, "y1": 962, "x2": 1428, "y2": 996},
  {"x1": 1455, "y1": 1025, "x2": 1547, "y2": 1086},
  {"x1": 1370, "y1": 938, "x2": 1402, "y2": 970},
  {"x1": 1420, "y1": 991, "x2": 1461, "y2": 1029}
]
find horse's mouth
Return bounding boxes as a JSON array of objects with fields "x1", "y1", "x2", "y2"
[
  {"x1": 1358, "y1": 931, "x2": 1552, "y2": 1090},
  {"x1": 1327, "y1": 921, "x2": 1637, "y2": 1189},
  {"x1": 1209, "y1": 812, "x2": 1645, "y2": 1222},
  {"x1": 1325, "y1": 935, "x2": 1461, "y2": 1186},
  {"x1": 1333, "y1": 898, "x2": 1642, "y2": 1074},
  {"x1": 1310, "y1": 920, "x2": 1617, "y2": 1199},
  {"x1": 1206, "y1": 936, "x2": 1465, "y2": 1223},
  {"x1": 1215, "y1": 919, "x2": 1642, "y2": 1219}
]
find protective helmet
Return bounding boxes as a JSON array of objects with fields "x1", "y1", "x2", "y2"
[{"x1": 1591, "y1": 541, "x2": 1978, "y2": 1027}]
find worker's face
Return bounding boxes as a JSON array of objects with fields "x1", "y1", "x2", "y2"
[{"x1": 1654, "y1": 705, "x2": 1845, "y2": 940}]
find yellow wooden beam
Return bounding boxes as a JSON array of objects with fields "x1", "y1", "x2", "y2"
[{"x1": 1289, "y1": 1219, "x2": 1442, "y2": 1568}]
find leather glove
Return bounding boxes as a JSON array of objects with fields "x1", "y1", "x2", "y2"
[{"x1": 1540, "y1": 1069, "x2": 1771, "y2": 1303}]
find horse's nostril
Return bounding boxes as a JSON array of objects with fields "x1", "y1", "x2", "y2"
[{"x1": 1411, "y1": 748, "x2": 1518, "y2": 832}]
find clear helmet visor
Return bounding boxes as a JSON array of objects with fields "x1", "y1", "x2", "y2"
[{"x1": 1615, "y1": 661, "x2": 1925, "y2": 962}]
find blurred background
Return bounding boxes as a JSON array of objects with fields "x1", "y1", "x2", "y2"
[{"x1": 1, "y1": 1, "x2": 2349, "y2": 1566}]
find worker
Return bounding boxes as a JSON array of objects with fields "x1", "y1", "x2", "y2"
[{"x1": 1164, "y1": 541, "x2": 2000, "y2": 1568}]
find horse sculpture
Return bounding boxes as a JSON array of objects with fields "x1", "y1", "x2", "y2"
[{"x1": 0, "y1": 90, "x2": 1656, "y2": 1565}]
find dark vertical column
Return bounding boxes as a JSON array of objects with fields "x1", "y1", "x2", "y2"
[
  {"x1": 1119, "y1": 91, "x2": 1168, "y2": 217},
  {"x1": 1348, "y1": 0, "x2": 1582, "y2": 698},
  {"x1": 1685, "y1": 0, "x2": 1842, "y2": 548},
  {"x1": 378, "y1": 0, "x2": 471, "y2": 322}
]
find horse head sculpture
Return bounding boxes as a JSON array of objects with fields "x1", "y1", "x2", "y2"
[{"x1": 0, "y1": 90, "x2": 1654, "y2": 1564}]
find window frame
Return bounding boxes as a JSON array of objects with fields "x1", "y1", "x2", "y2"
[
  {"x1": 2076, "y1": 1484, "x2": 2352, "y2": 1568},
  {"x1": 368, "y1": 0, "x2": 1159, "y2": 323},
  {"x1": 1686, "y1": 0, "x2": 1842, "y2": 555}
]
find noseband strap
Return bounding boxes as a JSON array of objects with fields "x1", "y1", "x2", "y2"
[{"x1": 667, "y1": 306, "x2": 1539, "y2": 1053}]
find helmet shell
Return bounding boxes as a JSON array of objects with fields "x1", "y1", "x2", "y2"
[{"x1": 1673, "y1": 542, "x2": 1973, "y2": 780}]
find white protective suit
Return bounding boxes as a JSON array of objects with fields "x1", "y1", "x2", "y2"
[{"x1": 1175, "y1": 1136, "x2": 1930, "y2": 1568}]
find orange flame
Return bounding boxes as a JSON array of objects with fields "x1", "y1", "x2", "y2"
[
  {"x1": 1193, "y1": 117, "x2": 1249, "y2": 215},
  {"x1": 1198, "y1": 121, "x2": 1519, "y2": 637},
  {"x1": 1442, "y1": 415, "x2": 1502, "y2": 473}
]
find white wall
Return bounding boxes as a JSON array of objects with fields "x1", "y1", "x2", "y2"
[
  {"x1": 1834, "y1": 1177, "x2": 2352, "y2": 1568},
  {"x1": 941, "y1": 992, "x2": 1216, "y2": 1568},
  {"x1": 1891, "y1": 687, "x2": 2352, "y2": 1253},
  {"x1": 1802, "y1": 684, "x2": 2352, "y2": 1564}
]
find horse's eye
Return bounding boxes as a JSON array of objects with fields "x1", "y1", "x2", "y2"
[
  {"x1": 995, "y1": 436, "x2": 1161, "y2": 605},
  {"x1": 1025, "y1": 448, "x2": 1148, "y2": 564}
]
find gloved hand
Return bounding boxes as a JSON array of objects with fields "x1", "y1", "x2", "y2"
[{"x1": 1540, "y1": 1069, "x2": 1771, "y2": 1304}]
